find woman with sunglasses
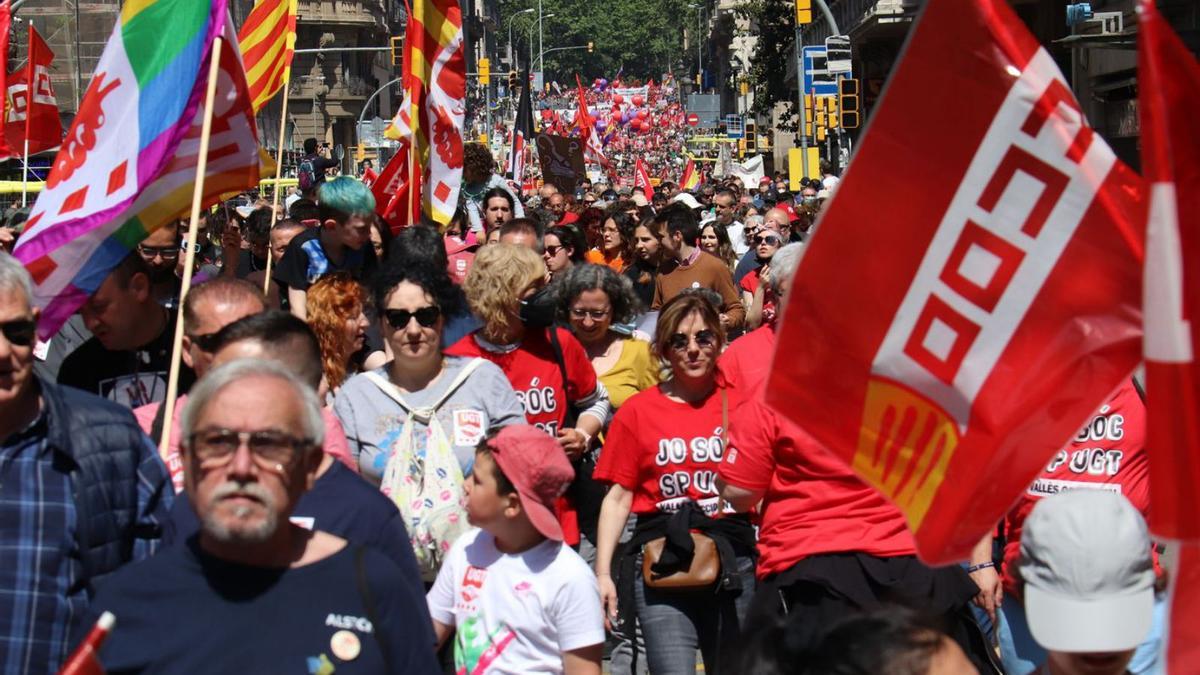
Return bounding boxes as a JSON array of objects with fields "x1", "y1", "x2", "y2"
[
  {"x1": 446, "y1": 243, "x2": 611, "y2": 546},
  {"x1": 543, "y1": 225, "x2": 586, "y2": 282},
  {"x1": 593, "y1": 293, "x2": 756, "y2": 675},
  {"x1": 739, "y1": 224, "x2": 785, "y2": 330},
  {"x1": 333, "y1": 264, "x2": 525, "y2": 486}
]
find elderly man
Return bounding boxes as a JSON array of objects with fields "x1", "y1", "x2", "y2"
[
  {"x1": 0, "y1": 252, "x2": 172, "y2": 674},
  {"x1": 86, "y1": 359, "x2": 439, "y2": 673}
]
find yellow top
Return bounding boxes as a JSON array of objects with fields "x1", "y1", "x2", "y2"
[{"x1": 598, "y1": 338, "x2": 660, "y2": 410}]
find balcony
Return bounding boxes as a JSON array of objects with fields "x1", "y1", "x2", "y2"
[{"x1": 298, "y1": 0, "x2": 387, "y2": 30}]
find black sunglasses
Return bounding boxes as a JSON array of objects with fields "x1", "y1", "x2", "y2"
[
  {"x1": 753, "y1": 235, "x2": 782, "y2": 246},
  {"x1": 1, "y1": 318, "x2": 36, "y2": 347},
  {"x1": 188, "y1": 331, "x2": 222, "y2": 353},
  {"x1": 667, "y1": 329, "x2": 717, "y2": 352},
  {"x1": 384, "y1": 306, "x2": 441, "y2": 328}
]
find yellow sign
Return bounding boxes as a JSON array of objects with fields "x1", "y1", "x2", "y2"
[
  {"x1": 478, "y1": 57, "x2": 490, "y2": 85},
  {"x1": 787, "y1": 147, "x2": 821, "y2": 189},
  {"x1": 795, "y1": 0, "x2": 812, "y2": 24}
]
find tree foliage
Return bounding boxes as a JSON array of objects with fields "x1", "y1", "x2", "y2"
[
  {"x1": 498, "y1": 0, "x2": 693, "y2": 83},
  {"x1": 736, "y1": 0, "x2": 800, "y2": 132}
]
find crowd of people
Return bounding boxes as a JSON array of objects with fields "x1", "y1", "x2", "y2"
[{"x1": 0, "y1": 134, "x2": 1166, "y2": 675}]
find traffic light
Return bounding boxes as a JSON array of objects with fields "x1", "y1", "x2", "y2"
[
  {"x1": 390, "y1": 36, "x2": 403, "y2": 66},
  {"x1": 508, "y1": 71, "x2": 518, "y2": 90},
  {"x1": 739, "y1": 79, "x2": 749, "y2": 96},
  {"x1": 795, "y1": 0, "x2": 812, "y2": 25},
  {"x1": 804, "y1": 94, "x2": 814, "y2": 128},
  {"x1": 587, "y1": 41, "x2": 594, "y2": 53},
  {"x1": 745, "y1": 120, "x2": 757, "y2": 152},
  {"x1": 839, "y1": 77, "x2": 861, "y2": 129},
  {"x1": 478, "y1": 57, "x2": 490, "y2": 85}
]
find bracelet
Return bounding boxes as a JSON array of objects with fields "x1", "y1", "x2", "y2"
[
  {"x1": 967, "y1": 562, "x2": 996, "y2": 573},
  {"x1": 576, "y1": 429, "x2": 593, "y2": 448}
]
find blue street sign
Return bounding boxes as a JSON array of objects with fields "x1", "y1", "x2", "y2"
[{"x1": 802, "y1": 46, "x2": 838, "y2": 96}]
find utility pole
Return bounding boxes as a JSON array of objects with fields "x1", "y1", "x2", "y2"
[{"x1": 795, "y1": 23, "x2": 810, "y2": 179}]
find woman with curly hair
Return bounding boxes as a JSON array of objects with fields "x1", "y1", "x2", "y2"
[
  {"x1": 446, "y1": 243, "x2": 612, "y2": 545},
  {"x1": 586, "y1": 209, "x2": 636, "y2": 273},
  {"x1": 306, "y1": 272, "x2": 381, "y2": 398},
  {"x1": 699, "y1": 221, "x2": 738, "y2": 273}
]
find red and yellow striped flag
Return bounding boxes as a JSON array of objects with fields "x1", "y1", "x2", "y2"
[{"x1": 238, "y1": 0, "x2": 297, "y2": 111}]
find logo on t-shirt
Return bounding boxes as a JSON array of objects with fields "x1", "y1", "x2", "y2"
[
  {"x1": 653, "y1": 426, "x2": 725, "y2": 511},
  {"x1": 325, "y1": 613, "x2": 374, "y2": 634},
  {"x1": 453, "y1": 409, "x2": 485, "y2": 447}
]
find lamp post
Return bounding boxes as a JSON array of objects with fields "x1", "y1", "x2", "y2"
[
  {"x1": 526, "y1": 14, "x2": 554, "y2": 82},
  {"x1": 687, "y1": 3, "x2": 703, "y2": 92},
  {"x1": 507, "y1": 8, "x2": 534, "y2": 67}
]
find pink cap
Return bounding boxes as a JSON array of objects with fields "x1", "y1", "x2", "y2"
[{"x1": 487, "y1": 425, "x2": 575, "y2": 541}]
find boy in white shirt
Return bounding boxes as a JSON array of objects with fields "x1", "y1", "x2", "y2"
[{"x1": 428, "y1": 425, "x2": 604, "y2": 675}]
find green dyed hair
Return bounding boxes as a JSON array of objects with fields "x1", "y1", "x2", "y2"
[{"x1": 317, "y1": 176, "x2": 376, "y2": 224}]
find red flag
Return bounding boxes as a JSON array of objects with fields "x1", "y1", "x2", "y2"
[
  {"x1": 0, "y1": 1, "x2": 9, "y2": 157},
  {"x1": 360, "y1": 166, "x2": 378, "y2": 187},
  {"x1": 679, "y1": 157, "x2": 699, "y2": 191},
  {"x1": 58, "y1": 611, "x2": 113, "y2": 675},
  {"x1": 1138, "y1": 0, "x2": 1200, "y2": 541},
  {"x1": 371, "y1": 145, "x2": 420, "y2": 231},
  {"x1": 765, "y1": 0, "x2": 1146, "y2": 564},
  {"x1": 634, "y1": 158, "x2": 654, "y2": 200},
  {"x1": 1164, "y1": 544, "x2": 1200, "y2": 671},
  {"x1": 4, "y1": 25, "x2": 61, "y2": 158}
]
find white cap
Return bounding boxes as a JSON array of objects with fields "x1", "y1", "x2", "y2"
[
  {"x1": 670, "y1": 192, "x2": 702, "y2": 210},
  {"x1": 1020, "y1": 489, "x2": 1155, "y2": 653}
]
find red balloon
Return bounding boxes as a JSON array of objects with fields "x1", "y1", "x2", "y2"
[
  {"x1": 660, "y1": 117, "x2": 670, "y2": 127},
  {"x1": 612, "y1": 94, "x2": 624, "y2": 105},
  {"x1": 632, "y1": 95, "x2": 645, "y2": 106},
  {"x1": 629, "y1": 118, "x2": 642, "y2": 130},
  {"x1": 637, "y1": 109, "x2": 649, "y2": 120}
]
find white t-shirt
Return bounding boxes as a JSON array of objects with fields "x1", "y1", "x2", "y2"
[{"x1": 427, "y1": 529, "x2": 605, "y2": 674}]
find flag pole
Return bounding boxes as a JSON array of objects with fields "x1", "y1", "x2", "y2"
[
  {"x1": 21, "y1": 22, "x2": 31, "y2": 207},
  {"x1": 405, "y1": 92, "x2": 418, "y2": 224},
  {"x1": 263, "y1": 82, "x2": 290, "y2": 295},
  {"x1": 158, "y1": 35, "x2": 225, "y2": 459}
]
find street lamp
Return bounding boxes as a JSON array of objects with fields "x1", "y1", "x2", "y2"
[
  {"x1": 537, "y1": 10, "x2": 557, "y2": 74},
  {"x1": 526, "y1": 13, "x2": 554, "y2": 74},
  {"x1": 688, "y1": 3, "x2": 703, "y2": 91},
  {"x1": 507, "y1": 8, "x2": 534, "y2": 67}
]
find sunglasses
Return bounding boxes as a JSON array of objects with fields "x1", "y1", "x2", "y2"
[
  {"x1": 1, "y1": 318, "x2": 36, "y2": 347},
  {"x1": 188, "y1": 428, "x2": 311, "y2": 471},
  {"x1": 544, "y1": 244, "x2": 566, "y2": 257},
  {"x1": 384, "y1": 306, "x2": 441, "y2": 328},
  {"x1": 188, "y1": 331, "x2": 222, "y2": 353},
  {"x1": 667, "y1": 329, "x2": 717, "y2": 352},
  {"x1": 137, "y1": 244, "x2": 179, "y2": 260},
  {"x1": 753, "y1": 235, "x2": 782, "y2": 246}
]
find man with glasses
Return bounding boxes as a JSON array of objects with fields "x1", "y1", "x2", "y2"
[
  {"x1": 84, "y1": 359, "x2": 439, "y2": 672},
  {"x1": 0, "y1": 252, "x2": 172, "y2": 674},
  {"x1": 58, "y1": 251, "x2": 193, "y2": 408},
  {"x1": 133, "y1": 278, "x2": 267, "y2": 492},
  {"x1": 136, "y1": 219, "x2": 184, "y2": 307}
]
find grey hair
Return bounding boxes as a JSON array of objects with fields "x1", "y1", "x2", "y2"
[
  {"x1": 0, "y1": 251, "x2": 33, "y2": 306},
  {"x1": 766, "y1": 243, "x2": 805, "y2": 295},
  {"x1": 556, "y1": 263, "x2": 643, "y2": 324},
  {"x1": 181, "y1": 358, "x2": 325, "y2": 448},
  {"x1": 744, "y1": 214, "x2": 765, "y2": 229}
]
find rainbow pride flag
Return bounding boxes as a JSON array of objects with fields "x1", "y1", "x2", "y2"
[{"x1": 14, "y1": 0, "x2": 267, "y2": 337}]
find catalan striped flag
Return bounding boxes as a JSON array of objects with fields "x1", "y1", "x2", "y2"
[
  {"x1": 13, "y1": 0, "x2": 270, "y2": 338},
  {"x1": 403, "y1": 0, "x2": 465, "y2": 224},
  {"x1": 237, "y1": 0, "x2": 298, "y2": 111}
]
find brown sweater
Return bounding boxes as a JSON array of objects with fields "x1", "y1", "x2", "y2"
[{"x1": 651, "y1": 250, "x2": 746, "y2": 329}]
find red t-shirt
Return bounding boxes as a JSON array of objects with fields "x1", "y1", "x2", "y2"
[
  {"x1": 594, "y1": 385, "x2": 731, "y2": 515},
  {"x1": 446, "y1": 327, "x2": 598, "y2": 434},
  {"x1": 722, "y1": 398, "x2": 917, "y2": 578},
  {"x1": 1001, "y1": 380, "x2": 1150, "y2": 598},
  {"x1": 719, "y1": 324, "x2": 776, "y2": 398}
]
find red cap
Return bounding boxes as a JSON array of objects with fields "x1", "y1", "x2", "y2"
[
  {"x1": 487, "y1": 426, "x2": 575, "y2": 541},
  {"x1": 781, "y1": 202, "x2": 801, "y2": 223},
  {"x1": 758, "y1": 176, "x2": 772, "y2": 185}
]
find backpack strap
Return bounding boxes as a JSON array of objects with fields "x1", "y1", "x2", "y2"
[
  {"x1": 546, "y1": 327, "x2": 578, "y2": 428},
  {"x1": 362, "y1": 358, "x2": 486, "y2": 423}
]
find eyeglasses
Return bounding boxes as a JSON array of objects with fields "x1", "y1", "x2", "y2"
[
  {"x1": 384, "y1": 306, "x2": 441, "y2": 329},
  {"x1": 137, "y1": 244, "x2": 179, "y2": 260},
  {"x1": 753, "y1": 235, "x2": 782, "y2": 246},
  {"x1": 544, "y1": 244, "x2": 566, "y2": 257},
  {"x1": 570, "y1": 306, "x2": 611, "y2": 321},
  {"x1": 0, "y1": 318, "x2": 36, "y2": 347},
  {"x1": 180, "y1": 241, "x2": 203, "y2": 253},
  {"x1": 188, "y1": 428, "x2": 312, "y2": 471},
  {"x1": 188, "y1": 331, "x2": 221, "y2": 353},
  {"x1": 667, "y1": 329, "x2": 717, "y2": 352}
]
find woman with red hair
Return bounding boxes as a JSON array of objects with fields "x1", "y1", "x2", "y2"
[{"x1": 306, "y1": 272, "x2": 382, "y2": 398}]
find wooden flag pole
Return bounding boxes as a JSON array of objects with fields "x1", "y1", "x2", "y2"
[
  {"x1": 158, "y1": 35, "x2": 225, "y2": 459},
  {"x1": 406, "y1": 93, "x2": 418, "y2": 223},
  {"x1": 263, "y1": 83, "x2": 290, "y2": 295}
]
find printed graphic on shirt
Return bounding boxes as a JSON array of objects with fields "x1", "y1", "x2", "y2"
[
  {"x1": 516, "y1": 376, "x2": 561, "y2": 435},
  {"x1": 453, "y1": 409, "x2": 485, "y2": 447},
  {"x1": 98, "y1": 372, "x2": 168, "y2": 407},
  {"x1": 652, "y1": 425, "x2": 726, "y2": 513},
  {"x1": 454, "y1": 566, "x2": 518, "y2": 675},
  {"x1": 1025, "y1": 402, "x2": 1131, "y2": 497}
]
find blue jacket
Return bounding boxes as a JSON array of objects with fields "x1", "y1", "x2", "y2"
[{"x1": 39, "y1": 377, "x2": 173, "y2": 592}]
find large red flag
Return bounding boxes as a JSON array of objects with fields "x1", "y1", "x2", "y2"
[
  {"x1": 634, "y1": 158, "x2": 654, "y2": 200},
  {"x1": 765, "y1": 0, "x2": 1146, "y2": 564},
  {"x1": 1138, "y1": 0, "x2": 1200, "y2": 541},
  {"x1": 3, "y1": 25, "x2": 61, "y2": 159}
]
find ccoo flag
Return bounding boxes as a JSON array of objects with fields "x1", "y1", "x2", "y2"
[
  {"x1": 1137, "y1": 0, "x2": 1200, "y2": 541},
  {"x1": 2, "y1": 24, "x2": 62, "y2": 159},
  {"x1": 13, "y1": 1, "x2": 270, "y2": 338},
  {"x1": 765, "y1": 0, "x2": 1146, "y2": 564},
  {"x1": 634, "y1": 158, "x2": 654, "y2": 200},
  {"x1": 237, "y1": 0, "x2": 298, "y2": 112}
]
